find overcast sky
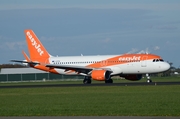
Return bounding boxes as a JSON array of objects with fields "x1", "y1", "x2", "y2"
[{"x1": 0, "y1": 0, "x2": 180, "y2": 67}]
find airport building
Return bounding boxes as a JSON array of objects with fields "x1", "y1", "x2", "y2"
[{"x1": 0, "y1": 68, "x2": 83, "y2": 82}]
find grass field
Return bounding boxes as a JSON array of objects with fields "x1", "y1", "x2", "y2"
[{"x1": 0, "y1": 84, "x2": 180, "y2": 116}]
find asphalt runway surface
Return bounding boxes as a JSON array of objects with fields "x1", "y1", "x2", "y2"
[{"x1": 0, "y1": 81, "x2": 180, "y2": 88}]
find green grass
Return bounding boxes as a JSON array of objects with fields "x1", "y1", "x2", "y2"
[{"x1": 0, "y1": 85, "x2": 180, "y2": 116}]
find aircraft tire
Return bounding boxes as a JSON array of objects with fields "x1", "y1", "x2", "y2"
[
  {"x1": 83, "y1": 79, "x2": 91, "y2": 84},
  {"x1": 147, "y1": 79, "x2": 152, "y2": 83},
  {"x1": 105, "y1": 79, "x2": 113, "y2": 83}
]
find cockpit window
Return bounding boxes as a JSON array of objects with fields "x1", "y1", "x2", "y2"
[
  {"x1": 159, "y1": 59, "x2": 164, "y2": 62},
  {"x1": 152, "y1": 59, "x2": 164, "y2": 62}
]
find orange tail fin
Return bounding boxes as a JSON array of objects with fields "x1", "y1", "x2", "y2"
[{"x1": 24, "y1": 29, "x2": 50, "y2": 63}]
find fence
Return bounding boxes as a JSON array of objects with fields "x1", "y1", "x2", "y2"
[
  {"x1": 0, "y1": 73, "x2": 84, "y2": 82},
  {"x1": 0, "y1": 68, "x2": 84, "y2": 82}
]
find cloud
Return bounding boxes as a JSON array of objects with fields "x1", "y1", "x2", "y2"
[
  {"x1": 138, "y1": 48, "x2": 150, "y2": 54},
  {"x1": 0, "y1": 41, "x2": 25, "y2": 50},
  {"x1": 127, "y1": 46, "x2": 160, "y2": 54},
  {"x1": 127, "y1": 48, "x2": 139, "y2": 54},
  {"x1": 153, "y1": 46, "x2": 160, "y2": 51}
]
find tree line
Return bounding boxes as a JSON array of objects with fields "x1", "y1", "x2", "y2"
[{"x1": 0, "y1": 64, "x2": 27, "y2": 68}]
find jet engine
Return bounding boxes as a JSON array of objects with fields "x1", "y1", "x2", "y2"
[
  {"x1": 120, "y1": 74, "x2": 142, "y2": 81},
  {"x1": 91, "y1": 70, "x2": 111, "y2": 81}
]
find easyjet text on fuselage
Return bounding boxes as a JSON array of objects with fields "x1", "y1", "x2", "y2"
[{"x1": 119, "y1": 56, "x2": 141, "y2": 62}]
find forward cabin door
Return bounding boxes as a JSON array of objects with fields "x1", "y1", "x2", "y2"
[{"x1": 141, "y1": 56, "x2": 148, "y2": 67}]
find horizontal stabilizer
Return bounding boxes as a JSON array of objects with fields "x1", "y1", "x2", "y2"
[{"x1": 10, "y1": 60, "x2": 39, "y2": 65}]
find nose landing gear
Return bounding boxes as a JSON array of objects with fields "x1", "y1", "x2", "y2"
[{"x1": 146, "y1": 74, "x2": 152, "y2": 83}]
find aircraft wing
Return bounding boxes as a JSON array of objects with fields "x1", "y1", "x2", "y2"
[
  {"x1": 46, "y1": 64, "x2": 92, "y2": 73},
  {"x1": 46, "y1": 64, "x2": 112, "y2": 74}
]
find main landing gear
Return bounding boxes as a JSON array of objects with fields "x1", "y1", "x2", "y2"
[
  {"x1": 105, "y1": 79, "x2": 113, "y2": 83},
  {"x1": 83, "y1": 76, "x2": 113, "y2": 84},
  {"x1": 83, "y1": 76, "x2": 92, "y2": 84},
  {"x1": 146, "y1": 74, "x2": 152, "y2": 83}
]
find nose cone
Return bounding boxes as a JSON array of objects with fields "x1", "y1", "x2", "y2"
[{"x1": 163, "y1": 62, "x2": 170, "y2": 71}]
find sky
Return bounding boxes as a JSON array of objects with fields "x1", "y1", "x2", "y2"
[{"x1": 0, "y1": 0, "x2": 180, "y2": 68}]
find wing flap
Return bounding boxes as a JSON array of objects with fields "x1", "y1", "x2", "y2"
[{"x1": 46, "y1": 64, "x2": 92, "y2": 70}]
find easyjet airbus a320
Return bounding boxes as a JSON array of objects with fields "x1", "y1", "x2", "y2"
[{"x1": 11, "y1": 29, "x2": 170, "y2": 84}]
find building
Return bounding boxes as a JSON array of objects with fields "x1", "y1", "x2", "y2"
[{"x1": 0, "y1": 68, "x2": 83, "y2": 82}]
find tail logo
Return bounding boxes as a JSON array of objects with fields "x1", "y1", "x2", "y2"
[{"x1": 26, "y1": 31, "x2": 44, "y2": 56}]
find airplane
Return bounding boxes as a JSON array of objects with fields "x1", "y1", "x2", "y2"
[{"x1": 11, "y1": 29, "x2": 170, "y2": 84}]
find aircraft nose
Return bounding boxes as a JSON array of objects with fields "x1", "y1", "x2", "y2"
[{"x1": 163, "y1": 62, "x2": 170, "y2": 71}]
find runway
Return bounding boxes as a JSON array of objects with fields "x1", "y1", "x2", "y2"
[{"x1": 0, "y1": 81, "x2": 180, "y2": 88}]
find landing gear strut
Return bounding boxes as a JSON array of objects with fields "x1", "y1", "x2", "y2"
[
  {"x1": 83, "y1": 76, "x2": 91, "y2": 84},
  {"x1": 146, "y1": 74, "x2": 152, "y2": 83},
  {"x1": 105, "y1": 79, "x2": 113, "y2": 83}
]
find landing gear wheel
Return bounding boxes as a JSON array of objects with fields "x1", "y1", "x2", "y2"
[
  {"x1": 146, "y1": 74, "x2": 152, "y2": 83},
  {"x1": 147, "y1": 79, "x2": 152, "y2": 83},
  {"x1": 83, "y1": 79, "x2": 91, "y2": 84},
  {"x1": 105, "y1": 79, "x2": 113, "y2": 83},
  {"x1": 83, "y1": 76, "x2": 91, "y2": 84}
]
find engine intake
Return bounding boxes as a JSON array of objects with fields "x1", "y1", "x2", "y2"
[{"x1": 91, "y1": 70, "x2": 111, "y2": 81}]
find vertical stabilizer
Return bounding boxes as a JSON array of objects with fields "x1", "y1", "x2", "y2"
[{"x1": 24, "y1": 29, "x2": 50, "y2": 63}]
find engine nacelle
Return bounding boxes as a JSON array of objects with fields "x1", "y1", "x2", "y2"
[
  {"x1": 91, "y1": 70, "x2": 111, "y2": 81},
  {"x1": 120, "y1": 74, "x2": 142, "y2": 81}
]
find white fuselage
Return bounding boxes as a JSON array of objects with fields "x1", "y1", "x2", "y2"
[{"x1": 48, "y1": 54, "x2": 170, "y2": 76}]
